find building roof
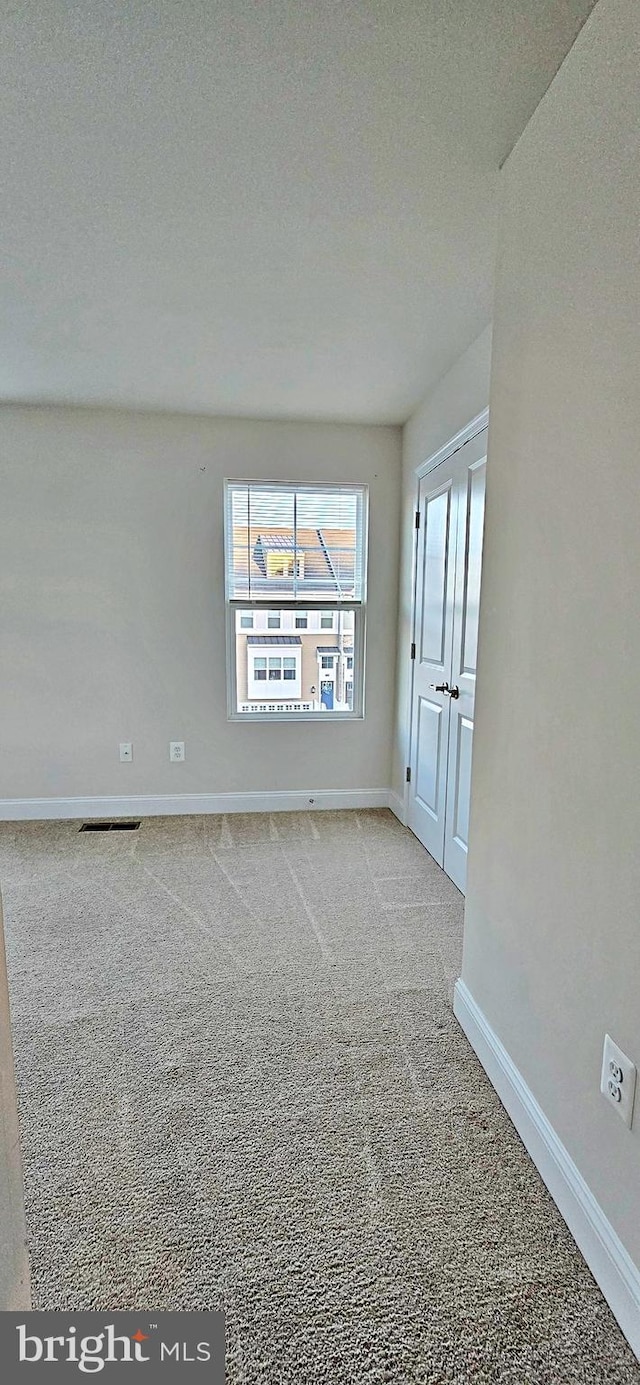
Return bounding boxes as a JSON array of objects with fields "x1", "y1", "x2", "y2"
[
  {"x1": 232, "y1": 526, "x2": 356, "y2": 597},
  {"x1": 317, "y1": 646, "x2": 341, "y2": 655},
  {"x1": 258, "y1": 535, "x2": 300, "y2": 551},
  {"x1": 246, "y1": 635, "x2": 303, "y2": 646}
]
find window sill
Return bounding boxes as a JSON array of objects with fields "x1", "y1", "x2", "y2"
[{"x1": 227, "y1": 711, "x2": 364, "y2": 724}]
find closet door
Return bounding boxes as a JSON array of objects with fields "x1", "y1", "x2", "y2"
[
  {"x1": 407, "y1": 429, "x2": 487, "y2": 893},
  {"x1": 443, "y1": 443, "x2": 486, "y2": 892},
  {"x1": 407, "y1": 469, "x2": 457, "y2": 865}
]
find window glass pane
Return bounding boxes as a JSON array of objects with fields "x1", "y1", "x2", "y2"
[
  {"x1": 240, "y1": 613, "x2": 253, "y2": 628},
  {"x1": 320, "y1": 613, "x2": 333, "y2": 628},
  {"x1": 234, "y1": 607, "x2": 357, "y2": 715},
  {"x1": 295, "y1": 614, "x2": 308, "y2": 628}
]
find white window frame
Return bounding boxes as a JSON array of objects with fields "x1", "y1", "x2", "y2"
[{"x1": 224, "y1": 480, "x2": 368, "y2": 723}]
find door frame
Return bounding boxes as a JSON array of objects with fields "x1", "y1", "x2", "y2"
[{"x1": 400, "y1": 408, "x2": 489, "y2": 826}]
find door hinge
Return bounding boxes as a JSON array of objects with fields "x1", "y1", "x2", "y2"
[
  {"x1": 406, "y1": 766, "x2": 411, "y2": 784},
  {"x1": 415, "y1": 510, "x2": 420, "y2": 530},
  {"x1": 410, "y1": 641, "x2": 416, "y2": 660}
]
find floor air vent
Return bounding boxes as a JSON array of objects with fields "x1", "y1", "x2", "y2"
[{"x1": 80, "y1": 821, "x2": 141, "y2": 832}]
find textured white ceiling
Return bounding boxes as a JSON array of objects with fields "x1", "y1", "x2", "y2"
[{"x1": 1, "y1": 1, "x2": 596, "y2": 423}]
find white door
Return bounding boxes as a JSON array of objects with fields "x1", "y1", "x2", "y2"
[
  {"x1": 407, "y1": 468, "x2": 457, "y2": 866},
  {"x1": 408, "y1": 429, "x2": 487, "y2": 893}
]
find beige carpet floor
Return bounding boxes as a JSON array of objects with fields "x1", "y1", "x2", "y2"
[{"x1": 1, "y1": 809, "x2": 638, "y2": 1384}]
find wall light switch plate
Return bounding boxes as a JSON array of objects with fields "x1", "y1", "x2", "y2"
[
  {"x1": 119, "y1": 743, "x2": 133, "y2": 762},
  {"x1": 601, "y1": 1034, "x2": 636, "y2": 1129},
  {"x1": 170, "y1": 741, "x2": 185, "y2": 762}
]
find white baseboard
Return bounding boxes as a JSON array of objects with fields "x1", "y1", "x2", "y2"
[
  {"x1": 0, "y1": 789, "x2": 392, "y2": 821},
  {"x1": 454, "y1": 979, "x2": 640, "y2": 1361},
  {"x1": 388, "y1": 789, "x2": 408, "y2": 826}
]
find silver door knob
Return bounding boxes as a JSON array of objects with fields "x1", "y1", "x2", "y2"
[{"x1": 448, "y1": 686, "x2": 460, "y2": 700}]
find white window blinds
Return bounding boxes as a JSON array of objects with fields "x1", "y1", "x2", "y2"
[{"x1": 225, "y1": 482, "x2": 368, "y2": 602}]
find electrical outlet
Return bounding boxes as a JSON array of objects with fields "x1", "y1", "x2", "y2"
[
  {"x1": 601, "y1": 1034, "x2": 636, "y2": 1129},
  {"x1": 119, "y1": 743, "x2": 133, "y2": 762},
  {"x1": 169, "y1": 741, "x2": 185, "y2": 762}
]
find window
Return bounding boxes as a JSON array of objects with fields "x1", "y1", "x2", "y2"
[
  {"x1": 259, "y1": 655, "x2": 300, "y2": 682},
  {"x1": 245, "y1": 642, "x2": 302, "y2": 700},
  {"x1": 225, "y1": 481, "x2": 368, "y2": 719}
]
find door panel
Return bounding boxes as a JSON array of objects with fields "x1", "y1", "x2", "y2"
[
  {"x1": 460, "y1": 461, "x2": 485, "y2": 675},
  {"x1": 450, "y1": 714, "x2": 474, "y2": 849},
  {"x1": 415, "y1": 696, "x2": 444, "y2": 819},
  {"x1": 419, "y1": 488, "x2": 451, "y2": 667},
  {"x1": 408, "y1": 430, "x2": 487, "y2": 893}
]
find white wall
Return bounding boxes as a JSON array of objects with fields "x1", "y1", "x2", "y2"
[
  {"x1": 0, "y1": 408, "x2": 400, "y2": 802},
  {"x1": 464, "y1": 0, "x2": 640, "y2": 1276},
  {"x1": 391, "y1": 326, "x2": 492, "y2": 805}
]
